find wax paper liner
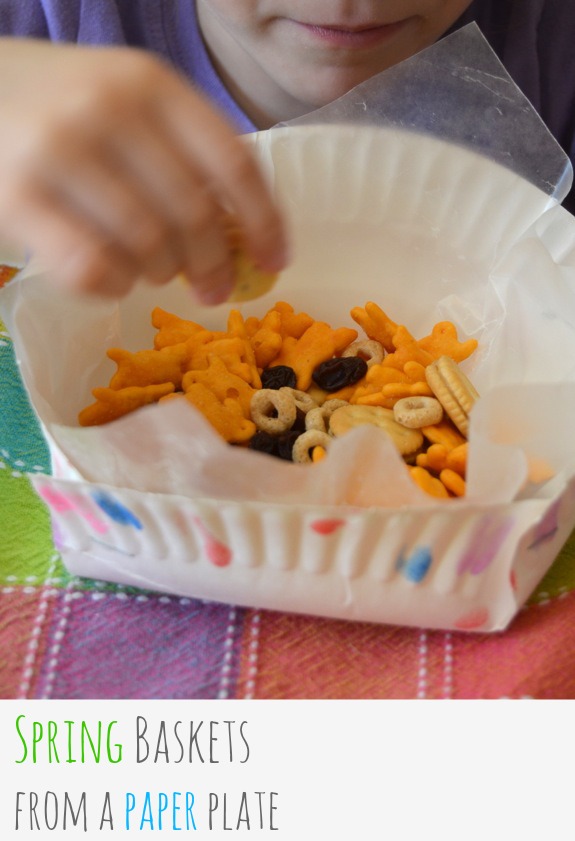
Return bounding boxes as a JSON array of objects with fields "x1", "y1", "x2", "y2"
[{"x1": 2, "y1": 28, "x2": 575, "y2": 631}]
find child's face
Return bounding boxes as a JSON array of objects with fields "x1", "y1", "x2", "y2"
[{"x1": 197, "y1": 1, "x2": 473, "y2": 126}]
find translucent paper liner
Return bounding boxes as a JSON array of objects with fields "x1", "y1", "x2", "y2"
[{"x1": 279, "y1": 23, "x2": 573, "y2": 204}]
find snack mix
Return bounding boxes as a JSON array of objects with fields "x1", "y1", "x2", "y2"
[{"x1": 79, "y1": 301, "x2": 479, "y2": 499}]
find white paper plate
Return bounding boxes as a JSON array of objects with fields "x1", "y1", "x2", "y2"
[{"x1": 3, "y1": 124, "x2": 575, "y2": 632}]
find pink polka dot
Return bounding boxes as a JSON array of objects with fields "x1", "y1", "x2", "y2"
[
  {"x1": 193, "y1": 517, "x2": 232, "y2": 567},
  {"x1": 454, "y1": 607, "x2": 489, "y2": 631},
  {"x1": 310, "y1": 518, "x2": 345, "y2": 535}
]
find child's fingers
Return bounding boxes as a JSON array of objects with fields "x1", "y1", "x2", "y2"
[
  {"x1": 41, "y1": 149, "x2": 186, "y2": 287},
  {"x1": 3, "y1": 186, "x2": 141, "y2": 296},
  {"x1": 159, "y1": 77, "x2": 289, "y2": 274},
  {"x1": 0, "y1": 41, "x2": 288, "y2": 298},
  {"x1": 107, "y1": 120, "x2": 238, "y2": 300}
]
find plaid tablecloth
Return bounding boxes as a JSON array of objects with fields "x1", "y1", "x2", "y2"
[{"x1": 2, "y1": 275, "x2": 575, "y2": 699}]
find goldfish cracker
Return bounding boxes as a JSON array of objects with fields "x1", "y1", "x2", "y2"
[
  {"x1": 445, "y1": 443, "x2": 468, "y2": 478},
  {"x1": 408, "y1": 466, "x2": 450, "y2": 499},
  {"x1": 421, "y1": 420, "x2": 467, "y2": 451},
  {"x1": 439, "y1": 468, "x2": 466, "y2": 497},
  {"x1": 403, "y1": 360, "x2": 428, "y2": 383},
  {"x1": 311, "y1": 445, "x2": 327, "y2": 463},
  {"x1": 417, "y1": 443, "x2": 449, "y2": 473},
  {"x1": 354, "y1": 392, "x2": 397, "y2": 409},
  {"x1": 380, "y1": 381, "x2": 434, "y2": 400}
]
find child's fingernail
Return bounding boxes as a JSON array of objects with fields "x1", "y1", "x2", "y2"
[
  {"x1": 261, "y1": 246, "x2": 290, "y2": 273},
  {"x1": 193, "y1": 278, "x2": 235, "y2": 306}
]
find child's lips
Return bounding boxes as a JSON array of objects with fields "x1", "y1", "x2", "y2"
[{"x1": 290, "y1": 19, "x2": 411, "y2": 49}]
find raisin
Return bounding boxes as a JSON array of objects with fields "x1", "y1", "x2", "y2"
[
  {"x1": 261, "y1": 365, "x2": 297, "y2": 390},
  {"x1": 312, "y1": 357, "x2": 368, "y2": 391},
  {"x1": 276, "y1": 430, "x2": 301, "y2": 461},
  {"x1": 249, "y1": 431, "x2": 278, "y2": 456},
  {"x1": 291, "y1": 407, "x2": 307, "y2": 432},
  {"x1": 248, "y1": 429, "x2": 300, "y2": 461}
]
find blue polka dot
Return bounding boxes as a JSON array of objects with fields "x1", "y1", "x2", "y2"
[
  {"x1": 397, "y1": 546, "x2": 432, "y2": 583},
  {"x1": 91, "y1": 491, "x2": 143, "y2": 530}
]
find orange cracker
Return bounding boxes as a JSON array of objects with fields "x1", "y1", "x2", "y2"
[
  {"x1": 311, "y1": 445, "x2": 327, "y2": 463},
  {"x1": 365, "y1": 364, "x2": 411, "y2": 387},
  {"x1": 350, "y1": 301, "x2": 398, "y2": 352},
  {"x1": 271, "y1": 302, "x2": 315, "y2": 340},
  {"x1": 183, "y1": 383, "x2": 256, "y2": 444},
  {"x1": 409, "y1": 466, "x2": 450, "y2": 499},
  {"x1": 421, "y1": 419, "x2": 467, "y2": 450},
  {"x1": 79, "y1": 383, "x2": 175, "y2": 426},
  {"x1": 249, "y1": 310, "x2": 283, "y2": 368},
  {"x1": 417, "y1": 321, "x2": 478, "y2": 363},
  {"x1": 403, "y1": 360, "x2": 428, "y2": 382},
  {"x1": 427, "y1": 443, "x2": 450, "y2": 472},
  {"x1": 0, "y1": 264, "x2": 20, "y2": 288},
  {"x1": 382, "y1": 333, "x2": 435, "y2": 371},
  {"x1": 224, "y1": 221, "x2": 279, "y2": 303},
  {"x1": 151, "y1": 307, "x2": 206, "y2": 349},
  {"x1": 440, "y1": 468, "x2": 466, "y2": 497},
  {"x1": 445, "y1": 443, "x2": 468, "y2": 478},
  {"x1": 355, "y1": 392, "x2": 397, "y2": 409},
  {"x1": 226, "y1": 309, "x2": 262, "y2": 387},
  {"x1": 182, "y1": 355, "x2": 255, "y2": 417},
  {"x1": 185, "y1": 335, "x2": 254, "y2": 383},
  {"x1": 108, "y1": 345, "x2": 189, "y2": 390},
  {"x1": 381, "y1": 381, "x2": 434, "y2": 400},
  {"x1": 270, "y1": 321, "x2": 358, "y2": 391}
]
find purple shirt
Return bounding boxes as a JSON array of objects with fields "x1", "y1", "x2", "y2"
[{"x1": 1, "y1": 0, "x2": 574, "y2": 210}]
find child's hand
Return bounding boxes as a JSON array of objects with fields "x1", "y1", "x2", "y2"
[{"x1": 0, "y1": 38, "x2": 288, "y2": 302}]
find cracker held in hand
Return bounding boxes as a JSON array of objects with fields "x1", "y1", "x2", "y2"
[
  {"x1": 177, "y1": 217, "x2": 279, "y2": 302},
  {"x1": 424, "y1": 355, "x2": 479, "y2": 437},
  {"x1": 225, "y1": 221, "x2": 279, "y2": 302}
]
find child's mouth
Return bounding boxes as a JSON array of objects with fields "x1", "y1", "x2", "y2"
[{"x1": 292, "y1": 19, "x2": 411, "y2": 50}]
